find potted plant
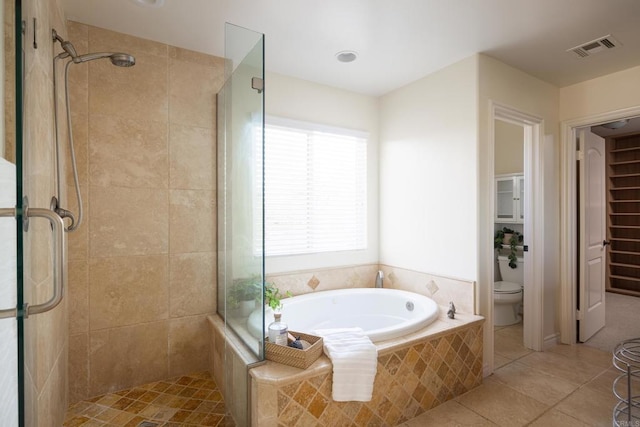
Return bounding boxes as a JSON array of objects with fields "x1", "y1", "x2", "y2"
[
  {"x1": 264, "y1": 282, "x2": 292, "y2": 313},
  {"x1": 229, "y1": 276, "x2": 262, "y2": 317},
  {"x1": 494, "y1": 227, "x2": 523, "y2": 269}
]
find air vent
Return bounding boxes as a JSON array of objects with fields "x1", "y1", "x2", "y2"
[{"x1": 567, "y1": 35, "x2": 621, "y2": 58}]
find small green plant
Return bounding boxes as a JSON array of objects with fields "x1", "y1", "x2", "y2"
[
  {"x1": 264, "y1": 282, "x2": 292, "y2": 312},
  {"x1": 494, "y1": 227, "x2": 523, "y2": 269},
  {"x1": 228, "y1": 276, "x2": 262, "y2": 308}
]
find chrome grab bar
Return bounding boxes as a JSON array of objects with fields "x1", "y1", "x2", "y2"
[{"x1": 0, "y1": 207, "x2": 65, "y2": 319}]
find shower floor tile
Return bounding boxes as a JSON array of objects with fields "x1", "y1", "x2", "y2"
[{"x1": 63, "y1": 372, "x2": 235, "y2": 427}]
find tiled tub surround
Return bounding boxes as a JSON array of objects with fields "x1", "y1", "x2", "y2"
[
  {"x1": 267, "y1": 264, "x2": 475, "y2": 314},
  {"x1": 211, "y1": 310, "x2": 483, "y2": 426}
]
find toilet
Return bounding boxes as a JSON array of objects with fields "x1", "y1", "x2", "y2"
[{"x1": 494, "y1": 255, "x2": 524, "y2": 326}]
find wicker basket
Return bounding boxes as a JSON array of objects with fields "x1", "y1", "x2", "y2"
[{"x1": 265, "y1": 331, "x2": 323, "y2": 369}]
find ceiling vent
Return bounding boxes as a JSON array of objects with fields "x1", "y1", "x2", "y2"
[{"x1": 567, "y1": 35, "x2": 621, "y2": 58}]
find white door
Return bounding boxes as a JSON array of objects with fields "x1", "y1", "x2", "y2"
[{"x1": 578, "y1": 129, "x2": 606, "y2": 342}]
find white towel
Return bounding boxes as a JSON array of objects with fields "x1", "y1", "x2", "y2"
[{"x1": 314, "y1": 327, "x2": 377, "y2": 402}]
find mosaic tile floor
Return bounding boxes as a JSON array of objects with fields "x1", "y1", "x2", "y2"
[{"x1": 63, "y1": 372, "x2": 235, "y2": 427}]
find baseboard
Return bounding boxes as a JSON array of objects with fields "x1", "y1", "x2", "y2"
[
  {"x1": 483, "y1": 362, "x2": 492, "y2": 378},
  {"x1": 543, "y1": 332, "x2": 559, "y2": 350}
]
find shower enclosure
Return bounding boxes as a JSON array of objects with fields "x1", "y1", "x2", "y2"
[
  {"x1": 1, "y1": 1, "x2": 70, "y2": 424},
  {"x1": 217, "y1": 23, "x2": 265, "y2": 425}
]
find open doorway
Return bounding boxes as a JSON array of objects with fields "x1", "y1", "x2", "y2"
[
  {"x1": 489, "y1": 102, "x2": 545, "y2": 375},
  {"x1": 578, "y1": 118, "x2": 640, "y2": 351},
  {"x1": 560, "y1": 108, "x2": 640, "y2": 348},
  {"x1": 493, "y1": 119, "x2": 529, "y2": 366}
]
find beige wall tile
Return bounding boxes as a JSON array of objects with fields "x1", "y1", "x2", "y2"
[
  {"x1": 66, "y1": 55, "x2": 89, "y2": 187},
  {"x1": 169, "y1": 59, "x2": 220, "y2": 128},
  {"x1": 23, "y1": 279, "x2": 38, "y2": 390},
  {"x1": 66, "y1": 184, "x2": 88, "y2": 261},
  {"x1": 89, "y1": 114, "x2": 168, "y2": 189},
  {"x1": 66, "y1": 22, "x2": 225, "y2": 400},
  {"x1": 88, "y1": 25, "x2": 168, "y2": 59},
  {"x1": 26, "y1": 220, "x2": 52, "y2": 284},
  {"x1": 16, "y1": 2, "x2": 70, "y2": 423},
  {"x1": 89, "y1": 186, "x2": 168, "y2": 257},
  {"x1": 69, "y1": 259, "x2": 89, "y2": 334},
  {"x1": 168, "y1": 315, "x2": 209, "y2": 377},
  {"x1": 169, "y1": 252, "x2": 216, "y2": 317},
  {"x1": 169, "y1": 124, "x2": 215, "y2": 190},
  {"x1": 35, "y1": 286, "x2": 67, "y2": 391},
  {"x1": 267, "y1": 264, "x2": 379, "y2": 297},
  {"x1": 380, "y1": 264, "x2": 476, "y2": 314},
  {"x1": 37, "y1": 343, "x2": 68, "y2": 427},
  {"x1": 88, "y1": 52, "x2": 168, "y2": 123},
  {"x1": 89, "y1": 255, "x2": 169, "y2": 330},
  {"x1": 169, "y1": 46, "x2": 224, "y2": 68},
  {"x1": 66, "y1": 109, "x2": 89, "y2": 187},
  {"x1": 66, "y1": 21, "x2": 88, "y2": 52},
  {"x1": 209, "y1": 316, "x2": 225, "y2": 396},
  {"x1": 169, "y1": 190, "x2": 215, "y2": 253},
  {"x1": 68, "y1": 333, "x2": 89, "y2": 404},
  {"x1": 23, "y1": 368, "x2": 37, "y2": 427},
  {"x1": 89, "y1": 321, "x2": 169, "y2": 396}
]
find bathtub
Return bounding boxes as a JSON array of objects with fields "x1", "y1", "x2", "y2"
[{"x1": 247, "y1": 288, "x2": 439, "y2": 342}]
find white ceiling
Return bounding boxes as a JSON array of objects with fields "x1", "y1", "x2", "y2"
[{"x1": 62, "y1": 0, "x2": 640, "y2": 96}]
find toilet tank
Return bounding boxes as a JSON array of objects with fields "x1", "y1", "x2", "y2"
[{"x1": 498, "y1": 255, "x2": 524, "y2": 284}]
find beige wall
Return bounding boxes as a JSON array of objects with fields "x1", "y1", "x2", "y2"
[
  {"x1": 21, "y1": 0, "x2": 70, "y2": 425},
  {"x1": 495, "y1": 119, "x2": 524, "y2": 175},
  {"x1": 478, "y1": 54, "x2": 560, "y2": 365},
  {"x1": 66, "y1": 22, "x2": 223, "y2": 401},
  {"x1": 560, "y1": 64, "x2": 640, "y2": 121},
  {"x1": 379, "y1": 55, "x2": 479, "y2": 280}
]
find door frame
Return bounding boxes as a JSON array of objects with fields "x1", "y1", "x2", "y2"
[
  {"x1": 488, "y1": 101, "x2": 545, "y2": 363},
  {"x1": 559, "y1": 105, "x2": 640, "y2": 344}
]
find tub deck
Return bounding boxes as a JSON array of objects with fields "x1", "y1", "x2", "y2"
[{"x1": 250, "y1": 309, "x2": 484, "y2": 426}]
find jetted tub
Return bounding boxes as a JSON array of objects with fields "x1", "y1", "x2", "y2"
[{"x1": 247, "y1": 288, "x2": 440, "y2": 342}]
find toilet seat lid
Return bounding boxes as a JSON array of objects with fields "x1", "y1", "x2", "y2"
[{"x1": 494, "y1": 281, "x2": 521, "y2": 294}]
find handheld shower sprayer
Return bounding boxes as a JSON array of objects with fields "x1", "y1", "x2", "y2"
[
  {"x1": 51, "y1": 28, "x2": 136, "y2": 231},
  {"x1": 52, "y1": 29, "x2": 78, "y2": 59}
]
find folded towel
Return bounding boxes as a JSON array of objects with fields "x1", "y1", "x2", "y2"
[{"x1": 314, "y1": 327, "x2": 377, "y2": 402}]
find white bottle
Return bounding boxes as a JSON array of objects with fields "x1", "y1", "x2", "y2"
[{"x1": 268, "y1": 313, "x2": 288, "y2": 346}]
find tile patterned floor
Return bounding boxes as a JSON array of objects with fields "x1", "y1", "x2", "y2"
[
  {"x1": 401, "y1": 322, "x2": 620, "y2": 426},
  {"x1": 63, "y1": 372, "x2": 235, "y2": 427},
  {"x1": 66, "y1": 325, "x2": 621, "y2": 426}
]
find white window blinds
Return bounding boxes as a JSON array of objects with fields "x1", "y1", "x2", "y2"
[{"x1": 257, "y1": 119, "x2": 367, "y2": 256}]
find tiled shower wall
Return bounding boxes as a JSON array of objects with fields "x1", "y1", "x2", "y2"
[
  {"x1": 66, "y1": 22, "x2": 224, "y2": 402},
  {"x1": 19, "y1": 0, "x2": 71, "y2": 424}
]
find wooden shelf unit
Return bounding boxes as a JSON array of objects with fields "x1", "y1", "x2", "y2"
[{"x1": 607, "y1": 134, "x2": 640, "y2": 296}]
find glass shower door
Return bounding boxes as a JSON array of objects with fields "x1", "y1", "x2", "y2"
[
  {"x1": 0, "y1": 0, "x2": 21, "y2": 424},
  {"x1": 217, "y1": 22, "x2": 264, "y2": 427},
  {"x1": 2, "y1": 2, "x2": 67, "y2": 425}
]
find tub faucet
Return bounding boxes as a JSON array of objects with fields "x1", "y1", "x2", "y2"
[
  {"x1": 375, "y1": 270, "x2": 384, "y2": 288},
  {"x1": 447, "y1": 301, "x2": 456, "y2": 319}
]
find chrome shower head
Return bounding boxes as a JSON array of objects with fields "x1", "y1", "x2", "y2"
[
  {"x1": 109, "y1": 53, "x2": 136, "y2": 67},
  {"x1": 74, "y1": 52, "x2": 136, "y2": 67}
]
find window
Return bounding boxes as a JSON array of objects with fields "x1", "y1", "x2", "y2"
[{"x1": 257, "y1": 118, "x2": 367, "y2": 256}]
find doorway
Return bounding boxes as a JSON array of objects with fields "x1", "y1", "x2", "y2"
[
  {"x1": 488, "y1": 101, "x2": 545, "y2": 374},
  {"x1": 574, "y1": 118, "x2": 640, "y2": 349},
  {"x1": 560, "y1": 107, "x2": 640, "y2": 345},
  {"x1": 493, "y1": 118, "x2": 528, "y2": 365}
]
